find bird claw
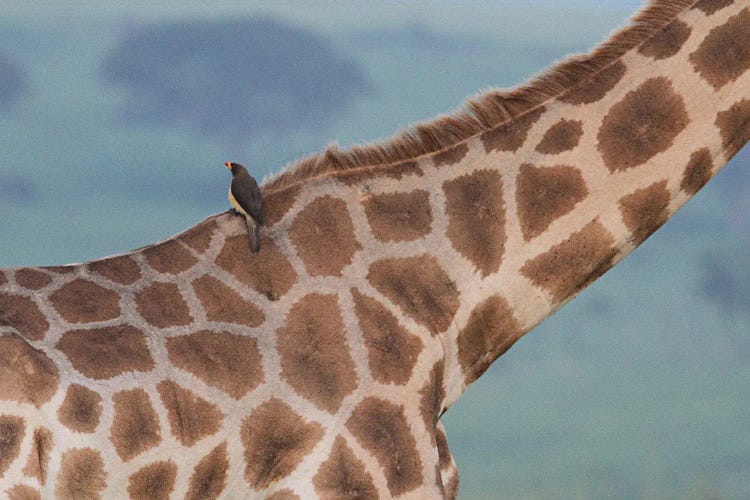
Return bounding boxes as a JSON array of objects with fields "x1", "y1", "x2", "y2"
[{"x1": 229, "y1": 208, "x2": 240, "y2": 215}]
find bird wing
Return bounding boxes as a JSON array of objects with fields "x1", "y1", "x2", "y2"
[{"x1": 231, "y1": 175, "x2": 264, "y2": 224}]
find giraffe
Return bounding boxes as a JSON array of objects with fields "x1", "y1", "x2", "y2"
[{"x1": 1, "y1": 0, "x2": 748, "y2": 497}]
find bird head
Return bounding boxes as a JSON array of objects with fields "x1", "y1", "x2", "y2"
[{"x1": 225, "y1": 162, "x2": 247, "y2": 176}]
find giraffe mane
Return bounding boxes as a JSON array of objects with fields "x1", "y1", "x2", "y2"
[{"x1": 262, "y1": 0, "x2": 696, "y2": 194}]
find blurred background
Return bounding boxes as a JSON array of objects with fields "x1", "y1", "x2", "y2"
[{"x1": 1, "y1": 1, "x2": 748, "y2": 497}]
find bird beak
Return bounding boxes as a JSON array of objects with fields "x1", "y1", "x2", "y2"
[{"x1": 225, "y1": 162, "x2": 232, "y2": 170}]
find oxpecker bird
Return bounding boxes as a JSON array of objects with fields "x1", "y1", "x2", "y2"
[{"x1": 225, "y1": 162, "x2": 264, "y2": 253}]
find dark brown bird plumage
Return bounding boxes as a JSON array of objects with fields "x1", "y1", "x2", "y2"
[{"x1": 226, "y1": 162, "x2": 263, "y2": 252}]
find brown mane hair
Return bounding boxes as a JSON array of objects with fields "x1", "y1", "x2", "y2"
[{"x1": 262, "y1": 0, "x2": 696, "y2": 194}]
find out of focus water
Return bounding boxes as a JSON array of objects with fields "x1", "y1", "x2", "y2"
[{"x1": 1, "y1": 1, "x2": 748, "y2": 497}]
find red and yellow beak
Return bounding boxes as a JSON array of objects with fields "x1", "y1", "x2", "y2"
[{"x1": 225, "y1": 162, "x2": 232, "y2": 170}]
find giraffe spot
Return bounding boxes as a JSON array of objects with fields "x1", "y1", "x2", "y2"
[
  {"x1": 333, "y1": 161, "x2": 423, "y2": 186},
  {"x1": 535, "y1": 119, "x2": 583, "y2": 154},
  {"x1": 362, "y1": 189, "x2": 432, "y2": 242},
  {"x1": 241, "y1": 398, "x2": 324, "y2": 489},
  {"x1": 681, "y1": 148, "x2": 714, "y2": 195},
  {"x1": 0, "y1": 271, "x2": 6, "y2": 286},
  {"x1": 289, "y1": 195, "x2": 361, "y2": 276},
  {"x1": 135, "y1": 281, "x2": 192, "y2": 328},
  {"x1": 264, "y1": 185, "x2": 300, "y2": 226},
  {"x1": 521, "y1": 220, "x2": 617, "y2": 303},
  {"x1": 56, "y1": 325, "x2": 154, "y2": 380},
  {"x1": 143, "y1": 240, "x2": 198, "y2": 275},
  {"x1": 54, "y1": 448, "x2": 106, "y2": 500},
  {"x1": 186, "y1": 443, "x2": 229, "y2": 500},
  {"x1": 444, "y1": 474, "x2": 459, "y2": 500},
  {"x1": 443, "y1": 169, "x2": 506, "y2": 276},
  {"x1": 128, "y1": 461, "x2": 177, "y2": 500},
  {"x1": 87, "y1": 255, "x2": 142, "y2": 285},
  {"x1": 433, "y1": 142, "x2": 469, "y2": 167},
  {"x1": 351, "y1": 288, "x2": 422, "y2": 385},
  {"x1": 177, "y1": 219, "x2": 217, "y2": 253},
  {"x1": 368, "y1": 255, "x2": 459, "y2": 335},
  {"x1": 110, "y1": 389, "x2": 161, "y2": 461},
  {"x1": 559, "y1": 60, "x2": 627, "y2": 105},
  {"x1": 166, "y1": 330, "x2": 263, "y2": 399},
  {"x1": 435, "y1": 425, "x2": 452, "y2": 472},
  {"x1": 347, "y1": 397, "x2": 422, "y2": 496},
  {"x1": 157, "y1": 380, "x2": 223, "y2": 447},
  {"x1": 716, "y1": 98, "x2": 750, "y2": 159},
  {"x1": 690, "y1": 8, "x2": 750, "y2": 89},
  {"x1": 0, "y1": 415, "x2": 24, "y2": 478},
  {"x1": 516, "y1": 163, "x2": 588, "y2": 240},
  {"x1": 457, "y1": 295, "x2": 523, "y2": 384},
  {"x1": 22, "y1": 427, "x2": 52, "y2": 483},
  {"x1": 42, "y1": 266, "x2": 74, "y2": 274},
  {"x1": 14, "y1": 269, "x2": 51, "y2": 290},
  {"x1": 192, "y1": 274, "x2": 264, "y2": 327},
  {"x1": 0, "y1": 293, "x2": 49, "y2": 340},
  {"x1": 313, "y1": 436, "x2": 378, "y2": 499},
  {"x1": 638, "y1": 20, "x2": 691, "y2": 60},
  {"x1": 216, "y1": 236, "x2": 296, "y2": 302},
  {"x1": 480, "y1": 107, "x2": 545, "y2": 153},
  {"x1": 58, "y1": 384, "x2": 102, "y2": 433},
  {"x1": 277, "y1": 294, "x2": 357, "y2": 412},
  {"x1": 0, "y1": 335, "x2": 58, "y2": 407},
  {"x1": 419, "y1": 361, "x2": 445, "y2": 437},
  {"x1": 693, "y1": 0, "x2": 734, "y2": 15},
  {"x1": 6, "y1": 485, "x2": 41, "y2": 500},
  {"x1": 618, "y1": 180, "x2": 671, "y2": 245},
  {"x1": 597, "y1": 77, "x2": 688, "y2": 172},
  {"x1": 50, "y1": 279, "x2": 120, "y2": 323},
  {"x1": 266, "y1": 490, "x2": 301, "y2": 500}
]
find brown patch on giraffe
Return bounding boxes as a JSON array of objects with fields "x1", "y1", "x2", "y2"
[
  {"x1": 192, "y1": 274, "x2": 265, "y2": 327},
  {"x1": 87, "y1": 255, "x2": 142, "y2": 285},
  {"x1": 166, "y1": 330, "x2": 263, "y2": 399},
  {"x1": 128, "y1": 461, "x2": 177, "y2": 500},
  {"x1": 368, "y1": 255, "x2": 459, "y2": 335},
  {"x1": 7, "y1": 485, "x2": 41, "y2": 500},
  {"x1": 559, "y1": 60, "x2": 627, "y2": 105},
  {"x1": 351, "y1": 288, "x2": 422, "y2": 385},
  {"x1": 277, "y1": 294, "x2": 357, "y2": 412},
  {"x1": 241, "y1": 398, "x2": 324, "y2": 489},
  {"x1": 433, "y1": 142, "x2": 469, "y2": 167},
  {"x1": 177, "y1": 219, "x2": 217, "y2": 253},
  {"x1": 535, "y1": 119, "x2": 584, "y2": 154},
  {"x1": 638, "y1": 19, "x2": 691, "y2": 60},
  {"x1": 435, "y1": 425, "x2": 452, "y2": 472},
  {"x1": 0, "y1": 293, "x2": 49, "y2": 340},
  {"x1": 157, "y1": 380, "x2": 223, "y2": 447},
  {"x1": 333, "y1": 161, "x2": 423, "y2": 186},
  {"x1": 143, "y1": 240, "x2": 198, "y2": 275},
  {"x1": 56, "y1": 325, "x2": 154, "y2": 380},
  {"x1": 0, "y1": 415, "x2": 24, "y2": 478},
  {"x1": 54, "y1": 448, "x2": 106, "y2": 500},
  {"x1": 443, "y1": 169, "x2": 506, "y2": 276},
  {"x1": 22, "y1": 427, "x2": 52, "y2": 483},
  {"x1": 419, "y1": 361, "x2": 446, "y2": 438},
  {"x1": 288, "y1": 195, "x2": 361, "y2": 276},
  {"x1": 618, "y1": 180, "x2": 671, "y2": 245},
  {"x1": 0, "y1": 271, "x2": 6, "y2": 286},
  {"x1": 521, "y1": 220, "x2": 618, "y2": 303},
  {"x1": 362, "y1": 190, "x2": 432, "y2": 242},
  {"x1": 42, "y1": 266, "x2": 74, "y2": 274},
  {"x1": 110, "y1": 389, "x2": 161, "y2": 461},
  {"x1": 50, "y1": 278, "x2": 120, "y2": 323},
  {"x1": 444, "y1": 473, "x2": 459, "y2": 500},
  {"x1": 264, "y1": 185, "x2": 300, "y2": 226},
  {"x1": 716, "y1": 99, "x2": 750, "y2": 159},
  {"x1": 216, "y1": 236, "x2": 296, "y2": 302},
  {"x1": 0, "y1": 335, "x2": 58, "y2": 406},
  {"x1": 480, "y1": 107, "x2": 545, "y2": 153},
  {"x1": 692, "y1": 0, "x2": 734, "y2": 15},
  {"x1": 681, "y1": 148, "x2": 714, "y2": 195},
  {"x1": 598, "y1": 77, "x2": 688, "y2": 172},
  {"x1": 690, "y1": 8, "x2": 750, "y2": 90},
  {"x1": 313, "y1": 436, "x2": 378, "y2": 499},
  {"x1": 458, "y1": 295, "x2": 523, "y2": 384},
  {"x1": 135, "y1": 281, "x2": 192, "y2": 328},
  {"x1": 516, "y1": 163, "x2": 588, "y2": 241},
  {"x1": 58, "y1": 384, "x2": 102, "y2": 433},
  {"x1": 266, "y1": 490, "x2": 300, "y2": 500},
  {"x1": 14, "y1": 269, "x2": 51, "y2": 290},
  {"x1": 347, "y1": 397, "x2": 422, "y2": 496},
  {"x1": 186, "y1": 443, "x2": 229, "y2": 500}
]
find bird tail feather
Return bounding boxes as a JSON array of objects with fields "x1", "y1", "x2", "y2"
[{"x1": 246, "y1": 217, "x2": 261, "y2": 253}]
